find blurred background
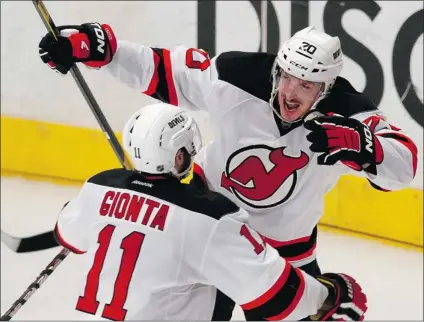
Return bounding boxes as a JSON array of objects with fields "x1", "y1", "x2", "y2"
[{"x1": 1, "y1": 1, "x2": 423, "y2": 320}]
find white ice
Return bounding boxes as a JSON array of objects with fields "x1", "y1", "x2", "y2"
[{"x1": 1, "y1": 176, "x2": 423, "y2": 320}]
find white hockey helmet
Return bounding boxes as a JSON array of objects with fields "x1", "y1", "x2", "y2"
[
  {"x1": 270, "y1": 26, "x2": 344, "y2": 123},
  {"x1": 122, "y1": 103, "x2": 202, "y2": 179}
]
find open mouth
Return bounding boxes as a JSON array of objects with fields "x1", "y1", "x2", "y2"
[{"x1": 284, "y1": 100, "x2": 300, "y2": 112}]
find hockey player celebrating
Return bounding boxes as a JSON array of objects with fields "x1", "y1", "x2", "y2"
[
  {"x1": 39, "y1": 22, "x2": 415, "y2": 319},
  {"x1": 54, "y1": 103, "x2": 367, "y2": 321}
]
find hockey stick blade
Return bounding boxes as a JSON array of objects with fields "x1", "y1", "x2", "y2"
[{"x1": 1, "y1": 229, "x2": 58, "y2": 253}]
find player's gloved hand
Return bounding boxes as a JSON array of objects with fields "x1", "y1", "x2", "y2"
[
  {"x1": 38, "y1": 22, "x2": 117, "y2": 75},
  {"x1": 310, "y1": 273, "x2": 367, "y2": 321},
  {"x1": 304, "y1": 114, "x2": 383, "y2": 175}
]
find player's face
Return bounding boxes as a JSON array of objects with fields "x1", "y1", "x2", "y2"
[{"x1": 278, "y1": 71, "x2": 322, "y2": 122}]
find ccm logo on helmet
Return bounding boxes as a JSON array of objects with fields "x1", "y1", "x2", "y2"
[
  {"x1": 90, "y1": 23, "x2": 105, "y2": 54},
  {"x1": 289, "y1": 61, "x2": 308, "y2": 70},
  {"x1": 363, "y1": 126, "x2": 374, "y2": 153}
]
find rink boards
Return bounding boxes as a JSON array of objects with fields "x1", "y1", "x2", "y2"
[{"x1": 1, "y1": 115, "x2": 422, "y2": 249}]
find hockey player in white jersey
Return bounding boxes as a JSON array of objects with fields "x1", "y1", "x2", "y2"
[
  {"x1": 54, "y1": 102, "x2": 366, "y2": 321},
  {"x1": 39, "y1": 22, "x2": 415, "y2": 320}
]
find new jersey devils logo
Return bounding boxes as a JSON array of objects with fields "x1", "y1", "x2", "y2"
[{"x1": 221, "y1": 145, "x2": 309, "y2": 209}]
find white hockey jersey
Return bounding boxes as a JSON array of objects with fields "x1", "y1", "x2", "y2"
[
  {"x1": 55, "y1": 170, "x2": 329, "y2": 320},
  {"x1": 101, "y1": 41, "x2": 418, "y2": 267}
]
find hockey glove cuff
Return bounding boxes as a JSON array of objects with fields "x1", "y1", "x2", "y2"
[
  {"x1": 38, "y1": 22, "x2": 117, "y2": 75},
  {"x1": 304, "y1": 115, "x2": 383, "y2": 175},
  {"x1": 311, "y1": 273, "x2": 368, "y2": 321}
]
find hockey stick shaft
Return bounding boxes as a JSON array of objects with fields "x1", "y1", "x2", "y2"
[
  {"x1": 33, "y1": 0, "x2": 133, "y2": 170},
  {"x1": 0, "y1": 248, "x2": 70, "y2": 320},
  {"x1": 1, "y1": 1, "x2": 133, "y2": 319},
  {"x1": 2, "y1": 0, "x2": 135, "y2": 255}
]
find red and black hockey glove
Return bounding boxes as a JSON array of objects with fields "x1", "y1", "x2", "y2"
[
  {"x1": 38, "y1": 22, "x2": 117, "y2": 75},
  {"x1": 311, "y1": 273, "x2": 368, "y2": 321},
  {"x1": 304, "y1": 115, "x2": 383, "y2": 175}
]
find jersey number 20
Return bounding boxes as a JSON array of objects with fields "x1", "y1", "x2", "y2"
[{"x1": 76, "y1": 224, "x2": 145, "y2": 321}]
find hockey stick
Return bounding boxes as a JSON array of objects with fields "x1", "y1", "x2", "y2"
[
  {"x1": 1, "y1": 0, "x2": 135, "y2": 254},
  {"x1": 0, "y1": 1, "x2": 133, "y2": 319},
  {"x1": 1, "y1": 230, "x2": 58, "y2": 253},
  {"x1": 0, "y1": 248, "x2": 70, "y2": 321},
  {"x1": 33, "y1": 0, "x2": 133, "y2": 170}
]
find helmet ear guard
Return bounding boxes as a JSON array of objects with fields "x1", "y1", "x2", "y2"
[{"x1": 168, "y1": 115, "x2": 202, "y2": 157}]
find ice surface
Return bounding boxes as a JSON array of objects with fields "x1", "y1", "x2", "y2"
[{"x1": 1, "y1": 176, "x2": 422, "y2": 320}]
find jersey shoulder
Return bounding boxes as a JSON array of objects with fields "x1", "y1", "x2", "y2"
[
  {"x1": 87, "y1": 168, "x2": 134, "y2": 187},
  {"x1": 214, "y1": 51, "x2": 276, "y2": 102},
  {"x1": 317, "y1": 77, "x2": 378, "y2": 117},
  {"x1": 87, "y1": 169, "x2": 239, "y2": 221}
]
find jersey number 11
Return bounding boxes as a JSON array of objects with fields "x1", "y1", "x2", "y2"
[{"x1": 76, "y1": 224, "x2": 145, "y2": 321}]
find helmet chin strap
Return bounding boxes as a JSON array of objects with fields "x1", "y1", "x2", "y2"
[
  {"x1": 269, "y1": 58, "x2": 338, "y2": 129},
  {"x1": 269, "y1": 92, "x2": 303, "y2": 128},
  {"x1": 170, "y1": 163, "x2": 192, "y2": 180},
  {"x1": 269, "y1": 78, "x2": 334, "y2": 128},
  {"x1": 270, "y1": 93, "x2": 326, "y2": 129},
  {"x1": 269, "y1": 63, "x2": 306, "y2": 128}
]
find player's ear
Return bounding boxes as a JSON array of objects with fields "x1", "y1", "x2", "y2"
[
  {"x1": 175, "y1": 148, "x2": 192, "y2": 174},
  {"x1": 174, "y1": 148, "x2": 186, "y2": 171}
]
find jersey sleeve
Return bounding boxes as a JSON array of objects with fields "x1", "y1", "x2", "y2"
[
  {"x1": 54, "y1": 181, "x2": 92, "y2": 254},
  {"x1": 200, "y1": 210, "x2": 329, "y2": 321},
  {"x1": 104, "y1": 40, "x2": 217, "y2": 111},
  {"x1": 350, "y1": 110, "x2": 418, "y2": 191}
]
